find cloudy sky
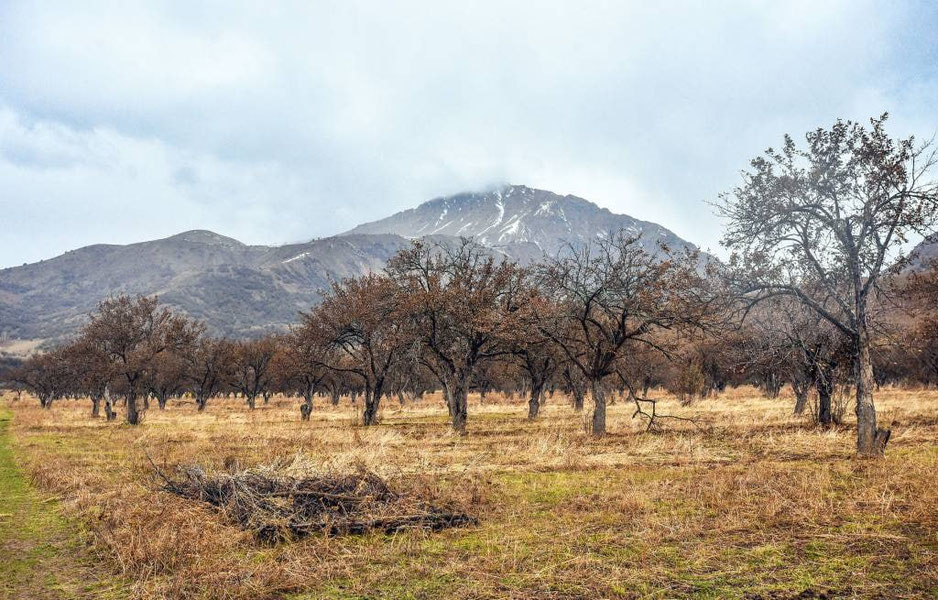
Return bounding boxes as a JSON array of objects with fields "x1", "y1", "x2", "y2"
[{"x1": 1, "y1": 1, "x2": 937, "y2": 267}]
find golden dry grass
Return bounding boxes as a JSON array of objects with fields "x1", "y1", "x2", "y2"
[{"x1": 2, "y1": 387, "x2": 937, "y2": 599}]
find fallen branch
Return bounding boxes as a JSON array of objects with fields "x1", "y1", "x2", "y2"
[
  {"x1": 155, "y1": 460, "x2": 477, "y2": 543},
  {"x1": 625, "y1": 383, "x2": 707, "y2": 432}
]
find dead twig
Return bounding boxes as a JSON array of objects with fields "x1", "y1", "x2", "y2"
[{"x1": 156, "y1": 461, "x2": 477, "y2": 543}]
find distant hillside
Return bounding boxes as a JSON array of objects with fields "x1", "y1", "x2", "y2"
[
  {"x1": 0, "y1": 231, "x2": 411, "y2": 344},
  {"x1": 0, "y1": 185, "x2": 705, "y2": 349}
]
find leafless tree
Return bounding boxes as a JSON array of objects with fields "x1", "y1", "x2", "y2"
[
  {"x1": 386, "y1": 239, "x2": 527, "y2": 434},
  {"x1": 718, "y1": 115, "x2": 938, "y2": 456},
  {"x1": 182, "y1": 336, "x2": 234, "y2": 412},
  {"x1": 61, "y1": 335, "x2": 112, "y2": 416},
  {"x1": 231, "y1": 335, "x2": 280, "y2": 409},
  {"x1": 536, "y1": 232, "x2": 710, "y2": 436},
  {"x1": 10, "y1": 346, "x2": 71, "y2": 409},
  {"x1": 280, "y1": 324, "x2": 330, "y2": 421},
  {"x1": 82, "y1": 295, "x2": 199, "y2": 424},
  {"x1": 311, "y1": 274, "x2": 414, "y2": 426}
]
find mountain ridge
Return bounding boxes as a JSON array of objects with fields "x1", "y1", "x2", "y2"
[
  {"x1": 0, "y1": 185, "x2": 703, "y2": 350},
  {"x1": 343, "y1": 184, "x2": 694, "y2": 256}
]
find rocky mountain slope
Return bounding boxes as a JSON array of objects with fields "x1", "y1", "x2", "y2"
[
  {"x1": 0, "y1": 232, "x2": 410, "y2": 342},
  {"x1": 908, "y1": 234, "x2": 938, "y2": 270},
  {"x1": 344, "y1": 184, "x2": 694, "y2": 256},
  {"x1": 0, "y1": 185, "x2": 702, "y2": 348}
]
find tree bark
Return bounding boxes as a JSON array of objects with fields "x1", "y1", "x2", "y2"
[
  {"x1": 448, "y1": 380, "x2": 469, "y2": 435},
  {"x1": 126, "y1": 393, "x2": 140, "y2": 425},
  {"x1": 564, "y1": 368, "x2": 585, "y2": 412},
  {"x1": 442, "y1": 381, "x2": 455, "y2": 419},
  {"x1": 362, "y1": 381, "x2": 381, "y2": 426},
  {"x1": 91, "y1": 395, "x2": 101, "y2": 418},
  {"x1": 792, "y1": 379, "x2": 809, "y2": 415},
  {"x1": 300, "y1": 390, "x2": 313, "y2": 421},
  {"x1": 816, "y1": 376, "x2": 833, "y2": 425},
  {"x1": 590, "y1": 377, "x2": 606, "y2": 437},
  {"x1": 527, "y1": 380, "x2": 544, "y2": 419},
  {"x1": 856, "y1": 328, "x2": 889, "y2": 456}
]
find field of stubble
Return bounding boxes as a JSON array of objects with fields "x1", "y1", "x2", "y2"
[{"x1": 1, "y1": 387, "x2": 936, "y2": 599}]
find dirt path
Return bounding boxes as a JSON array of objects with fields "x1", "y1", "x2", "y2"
[{"x1": 0, "y1": 408, "x2": 128, "y2": 599}]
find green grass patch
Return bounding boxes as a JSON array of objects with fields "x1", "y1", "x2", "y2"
[{"x1": 0, "y1": 408, "x2": 129, "y2": 599}]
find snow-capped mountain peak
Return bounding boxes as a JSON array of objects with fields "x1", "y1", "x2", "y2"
[{"x1": 342, "y1": 184, "x2": 694, "y2": 257}]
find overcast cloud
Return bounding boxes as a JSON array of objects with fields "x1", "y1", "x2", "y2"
[{"x1": 1, "y1": 1, "x2": 937, "y2": 267}]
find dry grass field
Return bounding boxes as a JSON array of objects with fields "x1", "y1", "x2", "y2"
[{"x1": 1, "y1": 387, "x2": 937, "y2": 599}]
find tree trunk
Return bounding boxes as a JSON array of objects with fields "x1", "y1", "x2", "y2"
[
  {"x1": 105, "y1": 399, "x2": 116, "y2": 421},
  {"x1": 855, "y1": 329, "x2": 889, "y2": 456},
  {"x1": 564, "y1": 368, "x2": 585, "y2": 412},
  {"x1": 300, "y1": 390, "x2": 313, "y2": 421},
  {"x1": 362, "y1": 382, "x2": 381, "y2": 426},
  {"x1": 590, "y1": 377, "x2": 606, "y2": 437},
  {"x1": 442, "y1": 381, "x2": 455, "y2": 419},
  {"x1": 91, "y1": 395, "x2": 101, "y2": 418},
  {"x1": 527, "y1": 380, "x2": 544, "y2": 420},
  {"x1": 330, "y1": 388, "x2": 341, "y2": 406},
  {"x1": 126, "y1": 393, "x2": 140, "y2": 425},
  {"x1": 792, "y1": 379, "x2": 809, "y2": 415},
  {"x1": 572, "y1": 382, "x2": 584, "y2": 412},
  {"x1": 196, "y1": 394, "x2": 208, "y2": 412},
  {"x1": 246, "y1": 393, "x2": 256, "y2": 410},
  {"x1": 816, "y1": 377, "x2": 834, "y2": 425},
  {"x1": 448, "y1": 380, "x2": 468, "y2": 435}
]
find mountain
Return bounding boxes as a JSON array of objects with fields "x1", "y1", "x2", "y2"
[
  {"x1": 0, "y1": 185, "x2": 703, "y2": 350},
  {"x1": 0, "y1": 231, "x2": 411, "y2": 344},
  {"x1": 907, "y1": 234, "x2": 938, "y2": 271},
  {"x1": 343, "y1": 184, "x2": 695, "y2": 256}
]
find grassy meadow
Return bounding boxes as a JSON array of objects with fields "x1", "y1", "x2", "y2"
[{"x1": 1, "y1": 387, "x2": 936, "y2": 599}]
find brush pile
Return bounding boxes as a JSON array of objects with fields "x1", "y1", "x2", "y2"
[{"x1": 156, "y1": 461, "x2": 477, "y2": 542}]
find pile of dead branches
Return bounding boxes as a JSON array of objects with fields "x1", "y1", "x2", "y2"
[{"x1": 154, "y1": 461, "x2": 477, "y2": 542}]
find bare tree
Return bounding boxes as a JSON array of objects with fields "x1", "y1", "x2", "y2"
[
  {"x1": 387, "y1": 239, "x2": 527, "y2": 434},
  {"x1": 536, "y1": 232, "x2": 709, "y2": 436},
  {"x1": 61, "y1": 336, "x2": 112, "y2": 417},
  {"x1": 280, "y1": 324, "x2": 330, "y2": 421},
  {"x1": 509, "y1": 291, "x2": 560, "y2": 419},
  {"x1": 10, "y1": 347, "x2": 71, "y2": 409},
  {"x1": 83, "y1": 295, "x2": 199, "y2": 424},
  {"x1": 718, "y1": 115, "x2": 938, "y2": 456},
  {"x1": 182, "y1": 336, "x2": 234, "y2": 412},
  {"x1": 146, "y1": 349, "x2": 187, "y2": 410},
  {"x1": 231, "y1": 336, "x2": 280, "y2": 410},
  {"x1": 311, "y1": 274, "x2": 414, "y2": 426}
]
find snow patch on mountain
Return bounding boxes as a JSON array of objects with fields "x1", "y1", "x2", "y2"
[{"x1": 342, "y1": 184, "x2": 698, "y2": 258}]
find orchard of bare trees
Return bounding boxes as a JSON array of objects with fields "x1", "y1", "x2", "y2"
[{"x1": 4, "y1": 115, "x2": 938, "y2": 459}]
